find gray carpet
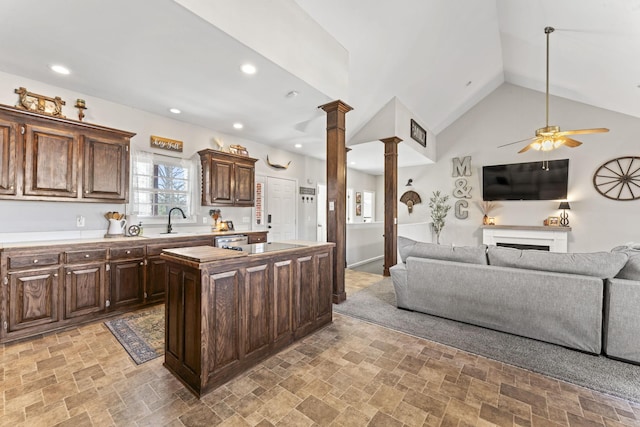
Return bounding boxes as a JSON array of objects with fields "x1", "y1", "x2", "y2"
[{"x1": 334, "y1": 277, "x2": 640, "y2": 403}]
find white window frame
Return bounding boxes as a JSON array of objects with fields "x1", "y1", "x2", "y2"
[{"x1": 130, "y1": 150, "x2": 197, "y2": 224}]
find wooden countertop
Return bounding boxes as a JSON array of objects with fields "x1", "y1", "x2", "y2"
[{"x1": 161, "y1": 245, "x2": 247, "y2": 263}]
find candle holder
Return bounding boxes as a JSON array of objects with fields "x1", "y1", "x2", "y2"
[{"x1": 75, "y1": 99, "x2": 87, "y2": 121}]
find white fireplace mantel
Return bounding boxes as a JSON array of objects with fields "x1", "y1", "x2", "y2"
[{"x1": 482, "y1": 225, "x2": 571, "y2": 253}]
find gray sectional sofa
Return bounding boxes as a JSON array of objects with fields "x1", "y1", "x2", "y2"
[{"x1": 390, "y1": 237, "x2": 640, "y2": 362}]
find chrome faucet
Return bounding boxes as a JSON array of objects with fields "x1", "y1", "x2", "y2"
[{"x1": 167, "y1": 207, "x2": 187, "y2": 233}]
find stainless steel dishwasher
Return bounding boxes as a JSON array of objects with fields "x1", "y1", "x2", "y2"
[{"x1": 213, "y1": 234, "x2": 248, "y2": 248}]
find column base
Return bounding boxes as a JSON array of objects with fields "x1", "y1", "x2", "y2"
[{"x1": 332, "y1": 292, "x2": 347, "y2": 304}]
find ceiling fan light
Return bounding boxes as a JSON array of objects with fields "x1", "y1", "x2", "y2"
[
  {"x1": 553, "y1": 139, "x2": 563, "y2": 148},
  {"x1": 541, "y1": 139, "x2": 554, "y2": 151},
  {"x1": 531, "y1": 142, "x2": 542, "y2": 151}
]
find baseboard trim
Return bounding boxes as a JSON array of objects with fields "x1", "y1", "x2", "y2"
[{"x1": 347, "y1": 255, "x2": 384, "y2": 269}]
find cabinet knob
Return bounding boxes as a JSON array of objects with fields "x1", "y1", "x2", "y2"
[
  {"x1": 126, "y1": 250, "x2": 131, "y2": 254},
  {"x1": 84, "y1": 254, "x2": 90, "y2": 258},
  {"x1": 9, "y1": 186, "x2": 13, "y2": 190},
  {"x1": 140, "y1": 262, "x2": 144, "y2": 266},
  {"x1": 54, "y1": 273, "x2": 58, "y2": 277},
  {"x1": 33, "y1": 259, "x2": 38, "y2": 264},
  {"x1": 85, "y1": 190, "x2": 89, "y2": 194},
  {"x1": 67, "y1": 271, "x2": 71, "y2": 275}
]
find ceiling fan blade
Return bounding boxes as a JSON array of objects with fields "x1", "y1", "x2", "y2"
[
  {"x1": 556, "y1": 128, "x2": 609, "y2": 136},
  {"x1": 562, "y1": 137, "x2": 583, "y2": 148},
  {"x1": 497, "y1": 136, "x2": 536, "y2": 148},
  {"x1": 518, "y1": 143, "x2": 535, "y2": 153}
]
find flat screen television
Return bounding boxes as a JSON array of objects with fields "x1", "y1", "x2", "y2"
[{"x1": 482, "y1": 159, "x2": 569, "y2": 201}]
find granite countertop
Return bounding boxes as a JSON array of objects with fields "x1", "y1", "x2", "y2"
[{"x1": 0, "y1": 229, "x2": 268, "y2": 249}]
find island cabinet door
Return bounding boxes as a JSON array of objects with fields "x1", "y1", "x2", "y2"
[
  {"x1": 315, "y1": 250, "x2": 333, "y2": 325},
  {"x1": 205, "y1": 270, "x2": 241, "y2": 379},
  {"x1": 293, "y1": 255, "x2": 316, "y2": 337},
  {"x1": 240, "y1": 264, "x2": 270, "y2": 359},
  {"x1": 272, "y1": 259, "x2": 294, "y2": 348},
  {"x1": 165, "y1": 265, "x2": 202, "y2": 390}
]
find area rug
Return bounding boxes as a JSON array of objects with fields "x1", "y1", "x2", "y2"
[
  {"x1": 104, "y1": 305, "x2": 164, "y2": 364},
  {"x1": 335, "y1": 277, "x2": 640, "y2": 403}
]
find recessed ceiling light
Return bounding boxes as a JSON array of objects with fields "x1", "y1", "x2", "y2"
[
  {"x1": 241, "y1": 64, "x2": 257, "y2": 75},
  {"x1": 294, "y1": 143, "x2": 302, "y2": 148},
  {"x1": 286, "y1": 90, "x2": 299, "y2": 98},
  {"x1": 50, "y1": 64, "x2": 70, "y2": 75},
  {"x1": 233, "y1": 122, "x2": 244, "y2": 129},
  {"x1": 169, "y1": 108, "x2": 181, "y2": 114}
]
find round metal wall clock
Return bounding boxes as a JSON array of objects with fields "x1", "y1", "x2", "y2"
[{"x1": 593, "y1": 156, "x2": 640, "y2": 201}]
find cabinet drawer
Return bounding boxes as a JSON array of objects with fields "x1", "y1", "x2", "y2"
[
  {"x1": 8, "y1": 253, "x2": 61, "y2": 270},
  {"x1": 65, "y1": 249, "x2": 107, "y2": 264},
  {"x1": 110, "y1": 246, "x2": 145, "y2": 260},
  {"x1": 248, "y1": 233, "x2": 267, "y2": 244}
]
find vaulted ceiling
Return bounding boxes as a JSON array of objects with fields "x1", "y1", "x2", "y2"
[{"x1": 1, "y1": 0, "x2": 638, "y2": 174}]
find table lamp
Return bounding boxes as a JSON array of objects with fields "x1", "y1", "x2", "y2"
[{"x1": 558, "y1": 201, "x2": 571, "y2": 227}]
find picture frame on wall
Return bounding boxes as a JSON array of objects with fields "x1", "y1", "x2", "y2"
[
  {"x1": 356, "y1": 204, "x2": 362, "y2": 216},
  {"x1": 355, "y1": 192, "x2": 362, "y2": 204},
  {"x1": 410, "y1": 119, "x2": 427, "y2": 147},
  {"x1": 547, "y1": 216, "x2": 560, "y2": 226}
]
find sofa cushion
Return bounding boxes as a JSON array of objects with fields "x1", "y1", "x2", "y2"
[
  {"x1": 398, "y1": 236, "x2": 418, "y2": 263},
  {"x1": 612, "y1": 246, "x2": 640, "y2": 281},
  {"x1": 403, "y1": 240, "x2": 488, "y2": 265},
  {"x1": 487, "y1": 245, "x2": 628, "y2": 279}
]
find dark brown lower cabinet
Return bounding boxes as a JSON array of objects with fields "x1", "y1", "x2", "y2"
[
  {"x1": 7, "y1": 267, "x2": 60, "y2": 334},
  {"x1": 109, "y1": 258, "x2": 144, "y2": 309},
  {"x1": 146, "y1": 256, "x2": 167, "y2": 302},
  {"x1": 162, "y1": 243, "x2": 334, "y2": 398},
  {"x1": 64, "y1": 262, "x2": 106, "y2": 319}
]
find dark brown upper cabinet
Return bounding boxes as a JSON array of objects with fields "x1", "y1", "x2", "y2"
[
  {"x1": 198, "y1": 149, "x2": 257, "y2": 207},
  {"x1": 0, "y1": 104, "x2": 135, "y2": 203},
  {"x1": 0, "y1": 116, "x2": 19, "y2": 196}
]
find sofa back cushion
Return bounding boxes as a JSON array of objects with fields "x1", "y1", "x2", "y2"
[
  {"x1": 398, "y1": 237, "x2": 488, "y2": 265},
  {"x1": 487, "y1": 245, "x2": 628, "y2": 279},
  {"x1": 398, "y1": 236, "x2": 418, "y2": 263},
  {"x1": 612, "y1": 246, "x2": 640, "y2": 281}
]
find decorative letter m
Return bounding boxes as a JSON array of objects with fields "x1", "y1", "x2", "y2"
[{"x1": 452, "y1": 156, "x2": 472, "y2": 177}]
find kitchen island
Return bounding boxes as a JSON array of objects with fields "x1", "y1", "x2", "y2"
[{"x1": 160, "y1": 241, "x2": 334, "y2": 397}]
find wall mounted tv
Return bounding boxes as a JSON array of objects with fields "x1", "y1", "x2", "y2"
[{"x1": 482, "y1": 159, "x2": 569, "y2": 201}]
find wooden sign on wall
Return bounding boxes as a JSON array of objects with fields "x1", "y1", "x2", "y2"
[{"x1": 150, "y1": 135, "x2": 183, "y2": 152}]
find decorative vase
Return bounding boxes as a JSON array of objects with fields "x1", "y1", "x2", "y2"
[{"x1": 483, "y1": 214, "x2": 489, "y2": 225}]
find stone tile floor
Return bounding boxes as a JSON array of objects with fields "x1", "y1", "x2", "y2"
[{"x1": 1, "y1": 270, "x2": 639, "y2": 426}]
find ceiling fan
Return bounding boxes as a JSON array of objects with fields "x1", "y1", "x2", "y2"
[{"x1": 499, "y1": 27, "x2": 609, "y2": 154}]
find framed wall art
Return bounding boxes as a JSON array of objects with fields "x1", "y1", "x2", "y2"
[{"x1": 410, "y1": 119, "x2": 427, "y2": 147}]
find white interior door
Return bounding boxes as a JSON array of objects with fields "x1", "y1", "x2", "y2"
[
  {"x1": 316, "y1": 183, "x2": 327, "y2": 242},
  {"x1": 266, "y1": 177, "x2": 297, "y2": 241}
]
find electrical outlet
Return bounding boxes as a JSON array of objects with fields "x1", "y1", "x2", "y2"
[{"x1": 76, "y1": 215, "x2": 85, "y2": 227}]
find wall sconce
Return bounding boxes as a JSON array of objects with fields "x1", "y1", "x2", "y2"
[
  {"x1": 558, "y1": 201, "x2": 571, "y2": 226},
  {"x1": 488, "y1": 217, "x2": 496, "y2": 225}
]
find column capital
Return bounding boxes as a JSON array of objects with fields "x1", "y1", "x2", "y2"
[
  {"x1": 380, "y1": 136, "x2": 403, "y2": 144},
  {"x1": 319, "y1": 100, "x2": 353, "y2": 114}
]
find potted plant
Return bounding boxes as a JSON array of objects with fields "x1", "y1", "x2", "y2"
[{"x1": 429, "y1": 190, "x2": 451, "y2": 244}]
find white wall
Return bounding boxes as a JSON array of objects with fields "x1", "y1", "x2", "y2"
[
  {"x1": 0, "y1": 71, "x2": 388, "y2": 244},
  {"x1": 400, "y1": 83, "x2": 640, "y2": 252}
]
